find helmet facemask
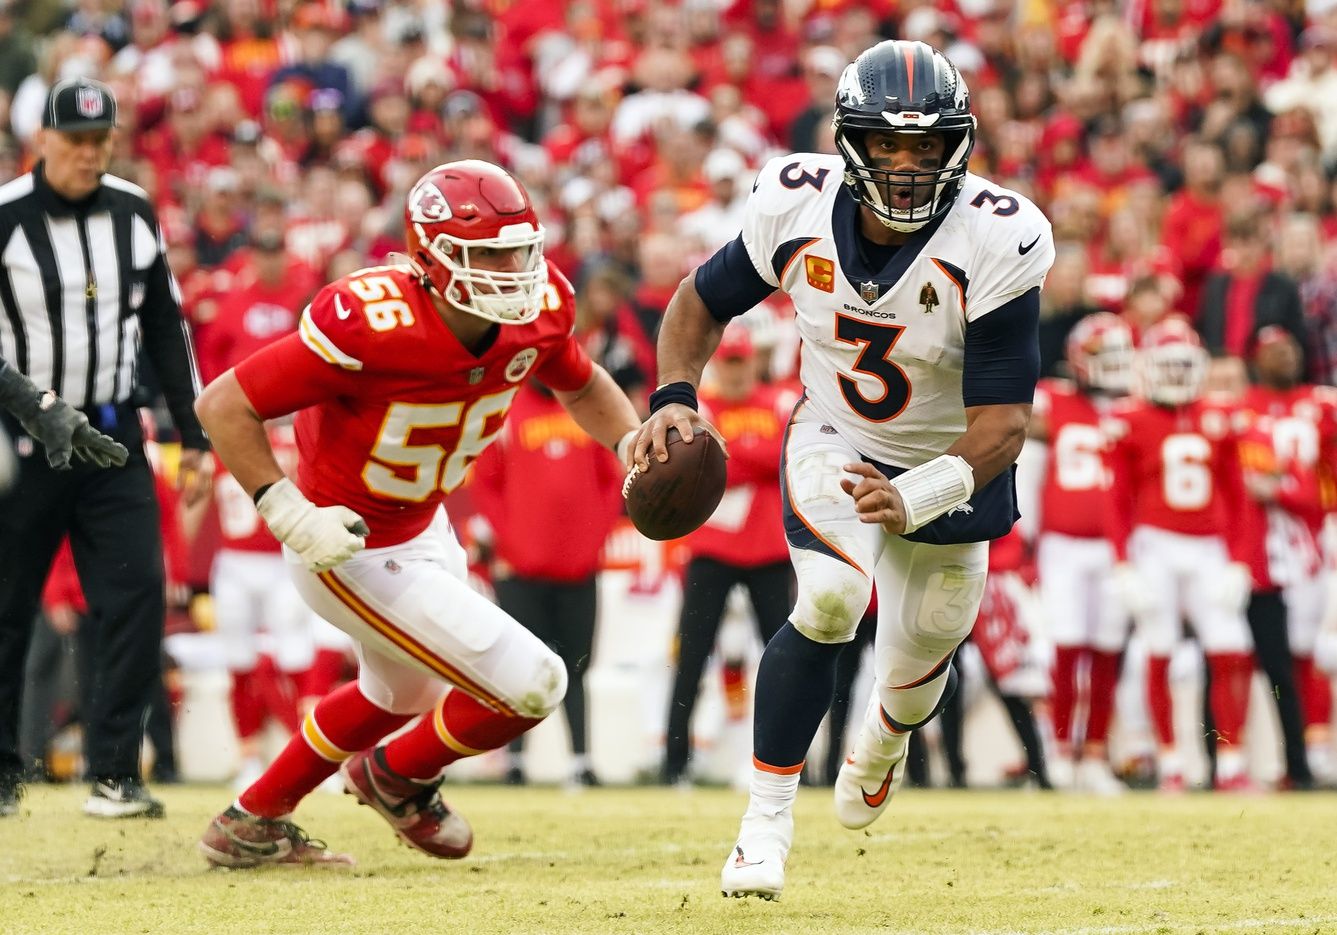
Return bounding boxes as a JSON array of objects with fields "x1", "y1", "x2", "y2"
[
  {"x1": 835, "y1": 123, "x2": 973, "y2": 232},
  {"x1": 413, "y1": 221, "x2": 546, "y2": 325}
]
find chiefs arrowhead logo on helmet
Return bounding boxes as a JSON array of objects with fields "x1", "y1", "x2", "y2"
[{"x1": 407, "y1": 181, "x2": 454, "y2": 224}]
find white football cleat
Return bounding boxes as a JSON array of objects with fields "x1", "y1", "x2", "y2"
[
  {"x1": 1074, "y1": 758, "x2": 1125, "y2": 796},
  {"x1": 720, "y1": 807, "x2": 792, "y2": 901},
  {"x1": 834, "y1": 722, "x2": 907, "y2": 830}
]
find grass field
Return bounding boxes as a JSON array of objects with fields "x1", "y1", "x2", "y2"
[{"x1": 1, "y1": 784, "x2": 1336, "y2": 935}]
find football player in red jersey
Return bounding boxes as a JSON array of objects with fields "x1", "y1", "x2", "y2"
[
  {"x1": 193, "y1": 160, "x2": 642, "y2": 867},
  {"x1": 1104, "y1": 319, "x2": 1256, "y2": 791},
  {"x1": 1026, "y1": 313, "x2": 1133, "y2": 795},
  {"x1": 1239, "y1": 327, "x2": 1337, "y2": 782}
]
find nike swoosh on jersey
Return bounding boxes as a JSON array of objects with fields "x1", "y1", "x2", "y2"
[
  {"x1": 1018, "y1": 235, "x2": 1042, "y2": 255},
  {"x1": 335, "y1": 294, "x2": 352, "y2": 319},
  {"x1": 861, "y1": 766, "x2": 896, "y2": 809}
]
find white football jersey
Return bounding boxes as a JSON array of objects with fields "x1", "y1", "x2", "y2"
[{"x1": 739, "y1": 153, "x2": 1054, "y2": 467}]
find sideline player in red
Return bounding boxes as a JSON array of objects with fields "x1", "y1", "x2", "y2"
[
  {"x1": 194, "y1": 160, "x2": 642, "y2": 867},
  {"x1": 1104, "y1": 318, "x2": 1255, "y2": 791},
  {"x1": 1027, "y1": 313, "x2": 1133, "y2": 794}
]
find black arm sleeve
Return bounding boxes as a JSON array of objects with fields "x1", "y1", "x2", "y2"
[
  {"x1": 693, "y1": 235, "x2": 776, "y2": 323},
  {"x1": 962, "y1": 287, "x2": 1041, "y2": 407},
  {"x1": 137, "y1": 225, "x2": 208, "y2": 449}
]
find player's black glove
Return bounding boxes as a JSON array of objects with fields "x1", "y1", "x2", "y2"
[{"x1": 0, "y1": 363, "x2": 129, "y2": 470}]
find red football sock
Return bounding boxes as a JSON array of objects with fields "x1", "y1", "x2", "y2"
[
  {"x1": 1050, "y1": 645, "x2": 1083, "y2": 745},
  {"x1": 301, "y1": 648, "x2": 349, "y2": 703},
  {"x1": 230, "y1": 668, "x2": 262, "y2": 741},
  {"x1": 1146, "y1": 655, "x2": 1174, "y2": 747},
  {"x1": 254, "y1": 656, "x2": 301, "y2": 733},
  {"x1": 239, "y1": 681, "x2": 411, "y2": 818},
  {"x1": 1207, "y1": 651, "x2": 1253, "y2": 746},
  {"x1": 1294, "y1": 655, "x2": 1333, "y2": 729},
  {"x1": 383, "y1": 690, "x2": 540, "y2": 780},
  {"x1": 1085, "y1": 650, "x2": 1121, "y2": 745}
]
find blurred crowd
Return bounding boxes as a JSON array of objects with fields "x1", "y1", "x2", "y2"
[{"x1": 10, "y1": 0, "x2": 1337, "y2": 789}]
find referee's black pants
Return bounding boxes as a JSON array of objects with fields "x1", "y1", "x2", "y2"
[
  {"x1": 664, "y1": 556, "x2": 791, "y2": 782},
  {"x1": 0, "y1": 406, "x2": 164, "y2": 783}
]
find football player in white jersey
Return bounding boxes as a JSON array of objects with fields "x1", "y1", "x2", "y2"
[{"x1": 629, "y1": 39, "x2": 1054, "y2": 900}]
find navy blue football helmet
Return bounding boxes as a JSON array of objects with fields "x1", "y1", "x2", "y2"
[{"x1": 833, "y1": 40, "x2": 976, "y2": 232}]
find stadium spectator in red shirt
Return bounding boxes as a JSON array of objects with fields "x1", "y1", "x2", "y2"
[
  {"x1": 1160, "y1": 138, "x2": 1224, "y2": 319},
  {"x1": 196, "y1": 230, "x2": 320, "y2": 382}
]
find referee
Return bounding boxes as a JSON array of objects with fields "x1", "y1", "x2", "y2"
[{"x1": 0, "y1": 77, "x2": 212, "y2": 819}]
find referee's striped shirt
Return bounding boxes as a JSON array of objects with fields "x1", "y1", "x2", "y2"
[{"x1": 0, "y1": 162, "x2": 206, "y2": 447}]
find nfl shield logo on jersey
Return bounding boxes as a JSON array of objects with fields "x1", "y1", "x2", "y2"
[
  {"x1": 76, "y1": 87, "x2": 105, "y2": 118},
  {"x1": 860, "y1": 281, "x2": 879, "y2": 304}
]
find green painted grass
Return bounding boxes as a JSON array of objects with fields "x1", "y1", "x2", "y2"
[{"x1": 1, "y1": 784, "x2": 1335, "y2": 935}]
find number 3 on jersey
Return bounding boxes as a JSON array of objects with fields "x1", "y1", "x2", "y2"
[
  {"x1": 363, "y1": 388, "x2": 519, "y2": 500},
  {"x1": 835, "y1": 314, "x2": 911, "y2": 422}
]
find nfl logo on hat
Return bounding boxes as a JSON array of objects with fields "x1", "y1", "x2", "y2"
[
  {"x1": 76, "y1": 86, "x2": 105, "y2": 119},
  {"x1": 43, "y1": 76, "x2": 118, "y2": 131}
]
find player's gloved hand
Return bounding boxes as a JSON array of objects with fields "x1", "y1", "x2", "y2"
[
  {"x1": 1214, "y1": 561, "x2": 1254, "y2": 614},
  {"x1": 1111, "y1": 562, "x2": 1154, "y2": 621},
  {"x1": 256, "y1": 477, "x2": 369, "y2": 572}
]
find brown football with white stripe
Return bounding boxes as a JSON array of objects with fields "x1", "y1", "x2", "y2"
[{"x1": 623, "y1": 427, "x2": 727, "y2": 541}]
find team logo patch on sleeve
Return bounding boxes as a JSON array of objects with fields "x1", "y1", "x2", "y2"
[{"x1": 805, "y1": 256, "x2": 835, "y2": 293}]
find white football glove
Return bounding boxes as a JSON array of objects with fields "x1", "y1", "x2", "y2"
[
  {"x1": 256, "y1": 477, "x2": 369, "y2": 572},
  {"x1": 1111, "y1": 561, "x2": 1155, "y2": 622},
  {"x1": 1214, "y1": 561, "x2": 1254, "y2": 615}
]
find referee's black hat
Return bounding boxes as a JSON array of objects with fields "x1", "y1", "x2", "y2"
[{"x1": 42, "y1": 77, "x2": 118, "y2": 132}]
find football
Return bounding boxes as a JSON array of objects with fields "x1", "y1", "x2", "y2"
[{"x1": 623, "y1": 426, "x2": 727, "y2": 541}]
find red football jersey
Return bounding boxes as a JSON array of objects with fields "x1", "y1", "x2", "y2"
[
  {"x1": 233, "y1": 263, "x2": 594, "y2": 548},
  {"x1": 684, "y1": 383, "x2": 792, "y2": 567},
  {"x1": 1240, "y1": 384, "x2": 1337, "y2": 532},
  {"x1": 1033, "y1": 379, "x2": 1115, "y2": 539},
  {"x1": 1104, "y1": 398, "x2": 1247, "y2": 560}
]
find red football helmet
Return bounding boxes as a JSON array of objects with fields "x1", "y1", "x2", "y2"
[
  {"x1": 1135, "y1": 317, "x2": 1208, "y2": 406},
  {"x1": 404, "y1": 160, "x2": 546, "y2": 324},
  {"x1": 1066, "y1": 312, "x2": 1133, "y2": 394}
]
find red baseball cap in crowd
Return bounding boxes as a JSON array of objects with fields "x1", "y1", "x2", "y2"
[{"x1": 716, "y1": 326, "x2": 754, "y2": 360}]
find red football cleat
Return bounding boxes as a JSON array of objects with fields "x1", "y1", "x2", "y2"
[
  {"x1": 199, "y1": 806, "x2": 355, "y2": 868},
  {"x1": 340, "y1": 748, "x2": 473, "y2": 859}
]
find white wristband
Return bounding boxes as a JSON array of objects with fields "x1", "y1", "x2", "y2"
[
  {"x1": 888, "y1": 454, "x2": 975, "y2": 534},
  {"x1": 615, "y1": 428, "x2": 637, "y2": 467}
]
